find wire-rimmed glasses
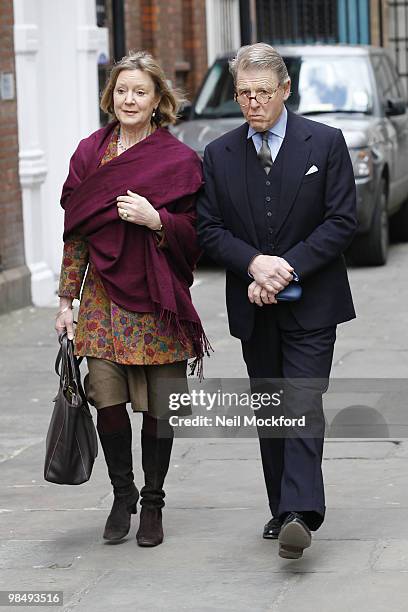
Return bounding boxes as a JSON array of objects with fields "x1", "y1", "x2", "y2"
[{"x1": 234, "y1": 85, "x2": 281, "y2": 107}]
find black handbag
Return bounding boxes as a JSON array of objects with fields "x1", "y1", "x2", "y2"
[{"x1": 44, "y1": 332, "x2": 98, "y2": 485}]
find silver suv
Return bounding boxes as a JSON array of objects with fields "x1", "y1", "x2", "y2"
[{"x1": 173, "y1": 45, "x2": 408, "y2": 266}]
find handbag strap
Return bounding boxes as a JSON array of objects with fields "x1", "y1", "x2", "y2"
[
  {"x1": 55, "y1": 332, "x2": 91, "y2": 416},
  {"x1": 55, "y1": 333, "x2": 83, "y2": 376}
]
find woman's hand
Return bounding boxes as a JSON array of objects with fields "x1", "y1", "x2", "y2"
[
  {"x1": 55, "y1": 299, "x2": 74, "y2": 340},
  {"x1": 116, "y1": 190, "x2": 162, "y2": 230}
]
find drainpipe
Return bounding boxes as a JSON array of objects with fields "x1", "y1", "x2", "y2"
[
  {"x1": 112, "y1": 0, "x2": 126, "y2": 60},
  {"x1": 240, "y1": 0, "x2": 258, "y2": 44}
]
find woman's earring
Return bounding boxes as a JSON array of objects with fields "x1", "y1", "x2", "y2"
[{"x1": 152, "y1": 108, "x2": 156, "y2": 118}]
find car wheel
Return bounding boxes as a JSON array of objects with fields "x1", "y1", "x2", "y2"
[
  {"x1": 389, "y1": 198, "x2": 408, "y2": 242},
  {"x1": 348, "y1": 177, "x2": 389, "y2": 266}
]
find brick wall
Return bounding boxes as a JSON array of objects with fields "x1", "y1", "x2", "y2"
[
  {"x1": 123, "y1": 0, "x2": 208, "y2": 101},
  {"x1": 181, "y1": 0, "x2": 207, "y2": 98},
  {"x1": 124, "y1": 0, "x2": 142, "y2": 52},
  {"x1": 0, "y1": 0, "x2": 31, "y2": 312}
]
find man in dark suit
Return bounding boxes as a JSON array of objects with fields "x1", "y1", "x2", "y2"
[{"x1": 197, "y1": 43, "x2": 357, "y2": 559}]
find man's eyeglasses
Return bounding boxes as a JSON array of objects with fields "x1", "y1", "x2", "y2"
[{"x1": 234, "y1": 86, "x2": 280, "y2": 107}]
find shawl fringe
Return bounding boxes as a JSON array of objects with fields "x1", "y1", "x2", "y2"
[{"x1": 157, "y1": 306, "x2": 213, "y2": 380}]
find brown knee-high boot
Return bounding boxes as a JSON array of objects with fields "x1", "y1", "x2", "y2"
[
  {"x1": 136, "y1": 418, "x2": 174, "y2": 547},
  {"x1": 98, "y1": 416, "x2": 139, "y2": 542}
]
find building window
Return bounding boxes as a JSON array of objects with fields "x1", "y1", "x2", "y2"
[
  {"x1": 256, "y1": 0, "x2": 370, "y2": 45},
  {"x1": 256, "y1": 0, "x2": 338, "y2": 44}
]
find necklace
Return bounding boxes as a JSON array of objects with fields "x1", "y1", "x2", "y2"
[{"x1": 117, "y1": 125, "x2": 152, "y2": 152}]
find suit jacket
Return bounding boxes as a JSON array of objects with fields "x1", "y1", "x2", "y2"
[{"x1": 196, "y1": 108, "x2": 358, "y2": 341}]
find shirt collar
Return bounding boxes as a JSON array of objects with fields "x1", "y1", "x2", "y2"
[{"x1": 247, "y1": 105, "x2": 288, "y2": 140}]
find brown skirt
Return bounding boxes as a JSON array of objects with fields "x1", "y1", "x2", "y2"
[{"x1": 83, "y1": 356, "x2": 191, "y2": 419}]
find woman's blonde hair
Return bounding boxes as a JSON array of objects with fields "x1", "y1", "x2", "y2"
[{"x1": 100, "y1": 50, "x2": 185, "y2": 126}]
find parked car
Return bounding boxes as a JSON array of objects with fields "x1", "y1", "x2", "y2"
[{"x1": 173, "y1": 45, "x2": 408, "y2": 266}]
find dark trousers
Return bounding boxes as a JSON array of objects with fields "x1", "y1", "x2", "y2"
[{"x1": 241, "y1": 304, "x2": 336, "y2": 531}]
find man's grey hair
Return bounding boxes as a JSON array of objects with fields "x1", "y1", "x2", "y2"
[{"x1": 229, "y1": 43, "x2": 290, "y2": 86}]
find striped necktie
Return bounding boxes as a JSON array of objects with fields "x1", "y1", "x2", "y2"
[{"x1": 257, "y1": 131, "x2": 273, "y2": 175}]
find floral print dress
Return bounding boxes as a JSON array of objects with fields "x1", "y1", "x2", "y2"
[{"x1": 58, "y1": 124, "x2": 195, "y2": 365}]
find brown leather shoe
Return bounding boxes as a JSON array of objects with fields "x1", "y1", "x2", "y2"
[{"x1": 136, "y1": 507, "x2": 163, "y2": 547}]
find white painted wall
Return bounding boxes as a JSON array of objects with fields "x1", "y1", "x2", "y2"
[
  {"x1": 13, "y1": 0, "x2": 109, "y2": 305},
  {"x1": 205, "y1": 0, "x2": 241, "y2": 66}
]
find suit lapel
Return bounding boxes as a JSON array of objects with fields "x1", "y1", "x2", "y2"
[
  {"x1": 225, "y1": 124, "x2": 260, "y2": 250},
  {"x1": 275, "y1": 110, "x2": 312, "y2": 236}
]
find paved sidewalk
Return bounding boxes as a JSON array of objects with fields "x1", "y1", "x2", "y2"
[{"x1": 1, "y1": 248, "x2": 408, "y2": 611}]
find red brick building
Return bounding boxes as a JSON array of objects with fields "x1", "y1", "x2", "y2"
[
  {"x1": 99, "y1": 0, "x2": 208, "y2": 100},
  {"x1": 126, "y1": 0, "x2": 208, "y2": 98},
  {"x1": 0, "y1": 0, "x2": 30, "y2": 314}
]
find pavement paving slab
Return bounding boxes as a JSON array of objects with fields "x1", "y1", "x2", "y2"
[{"x1": 1, "y1": 245, "x2": 408, "y2": 610}]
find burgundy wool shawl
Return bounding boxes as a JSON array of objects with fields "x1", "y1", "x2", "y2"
[{"x1": 60, "y1": 121, "x2": 211, "y2": 374}]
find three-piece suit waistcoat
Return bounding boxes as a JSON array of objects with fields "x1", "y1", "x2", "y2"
[{"x1": 245, "y1": 135, "x2": 288, "y2": 255}]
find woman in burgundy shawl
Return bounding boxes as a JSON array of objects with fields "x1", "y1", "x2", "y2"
[{"x1": 55, "y1": 51, "x2": 210, "y2": 547}]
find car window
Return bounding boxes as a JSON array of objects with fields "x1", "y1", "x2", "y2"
[
  {"x1": 286, "y1": 55, "x2": 373, "y2": 114},
  {"x1": 194, "y1": 62, "x2": 242, "y2": 118},
  {"x1": 384, "y1": 55, "x2": 406, "y2": 99},
  {"x1": 194, "y1": 54, "x2": 373, "y2": 118},
  {"x1": 372, "y1": 54, "x2": 401, "y2": 102}
]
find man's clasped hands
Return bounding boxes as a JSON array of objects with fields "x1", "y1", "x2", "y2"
[{"x1": 248, "y1": 255, "x2": 294, "y2": 306}]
